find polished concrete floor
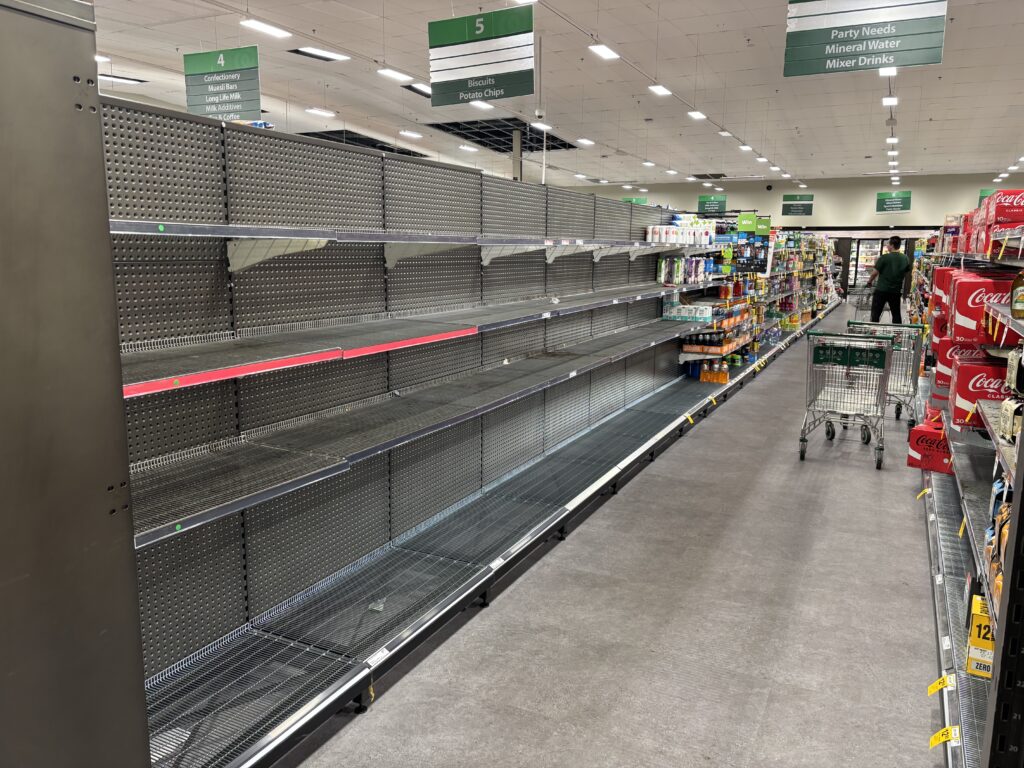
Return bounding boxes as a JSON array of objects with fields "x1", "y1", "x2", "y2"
[{"x1": 289, "y1": 305, "x2": 943, "y2": 768}]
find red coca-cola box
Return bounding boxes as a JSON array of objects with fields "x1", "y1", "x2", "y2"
[
  {"x1": 933, "y1": 335, "x2": 987, "y2": 389},
  {"x1": 949, "y1": 272, "x2": 1013, "y2": 342},
  {"x1": 907, "y1": 423, "x2": 953, "y2": 474},
  {"x1": 932, "y1": 266, "x2": 957, "y2": 312},
  {"x1": 931, "y1": 312, "x2": 948, "y2": 343},
  {"x1": 986, "y1": 190, "x2": 1024, "y2": 225},
  {"x1": 989, "y1": 222, "x2": 1024, "y2": 259},
  {"x1": 950, "y1": 359, "x2": 1011, "y2": 427}
]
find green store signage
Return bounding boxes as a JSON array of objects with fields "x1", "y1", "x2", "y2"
[
  {"x1": 698, "y1": 194, "x2": 727, "y2": 215},
  {"x1": 737, "y1": 212, "x2": 757, "y2": 232},
  {"x1": 183, "y1": 45, "x2": 262, "y2": 122},
  {"x1": 755, "y1": 217, "x2": 771, "y2": 236},
  {"x1": 621, "y1": 196, "x2": 648, "y2": 205},
  {"x1": 876, "y1": 190, "x2": 912, "y2": 213},
  {"x1": 980, "y1": 188, "x2": 996, "y2": 206},
  {"x1": 782, "y1": 193, "x2": 814, "y2": 216},
  {"x1": 784, "y1": 0, "x2": 947, "y2": 78},
  {"x1": 428, "y1": 6, "x2": 535, "y2": 106}
]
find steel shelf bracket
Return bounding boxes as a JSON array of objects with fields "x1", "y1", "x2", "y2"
[
  {"x1": 545, "y1": 244, "x2": 594, "y2": 264},
  {"x1": 227, "y1": 238, "x2": 330, "y2": 272},
  {"x1": 480, "y1": 245, "x2": 546, "y2": 267},
  {"x1": 384, "y1": 242, "x2": 462, "y2": 269},
  {"x1": 592, "y1": 247, "x2": 632, "y2": 263}
]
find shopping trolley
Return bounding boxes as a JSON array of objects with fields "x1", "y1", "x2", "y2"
[
  {"x1": 848, "y1": 285, "x2": 874, "y2": 319},
  {"x1": 847, "y1": 320, "x2": 924, "y2": 429},
  {"x1": 800, "y1": 331, "x2": 894, "y2": 469}
]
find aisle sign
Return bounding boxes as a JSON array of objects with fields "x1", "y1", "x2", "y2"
[
  {"x1": 737, "y1": 212, "x2": 757, "y2": 232},
  {"x1": 784, "y1": 0, "x2": 948, "y2": 78},
  {"x1": 755, "y1": 217, "x2": 772, "y2": 236},
  {"x1": 428, "y1": 6, "x2": 534, "y2": 106},
  {"x1": 782, "y1": 193, "x2": 814, "y2": 216},
  {"x1": 698, "y1": 194, "x2": 727, "y2": 215},
  {"x1": 980, "y1": 188, "x2": 997, "y2": 206},
  {"x1": 184, "y1": 46, "x2": 261, "y2": 122},
  {"x1": 621, "y1": 196, "x2": 648, "y2": 205},
  {"x1": 876, "y1": 190, "x2": 912, "y2": 213}
]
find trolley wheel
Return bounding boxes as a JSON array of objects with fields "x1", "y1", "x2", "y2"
[
  {"x1": 861, "y1": 425, "x2": 871, "y2": 445},
  {"x1": 825, "y1": 421, "x2": 836, "y2": 441},
  {"x1": 875, "y1": 449, "x2": 884, "y2": 470},
  {"x1": 895, "y1": 403, "x2": 902, "y2": 421}
]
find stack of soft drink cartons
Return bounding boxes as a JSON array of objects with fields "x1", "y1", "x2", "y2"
[{"x1": 975, "y1": 190, "x2": 1024, "y2": 258}]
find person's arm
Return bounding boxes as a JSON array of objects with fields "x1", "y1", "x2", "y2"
[{"x1": 866, "y1": 266, "x2": 880, "y2": 288}]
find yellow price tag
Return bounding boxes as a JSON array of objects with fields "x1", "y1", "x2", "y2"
[
  {"x1": 930, "y1": 725, "x2": 961, "y2": 749},
  {"x1": 1000, "y1": 238, "x2": 1009, "y2": 259},
  {"x1": 959, "y1": 517, "x2": 966, "y2": 539},
  {"x1": 917, "y1": 488, "x2": 932, "y2": 500},
  {"x1": 927, "y1": 674, "x2": 956, "y2": 696},
  {"x1": 711, "y1": 397, "x2": 717, "y2": 406},
  {"x1": 686, "y1": 414, "x2": 694, "y2": 425},
  {"x1": 966, "y1": 403, "x2": 977, "y2": 424}
]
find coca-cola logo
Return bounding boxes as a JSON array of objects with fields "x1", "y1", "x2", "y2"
[
  {"x1": 914, "y1": 434, "x2": 948, "y2": 451},
  {"x1": 995, "y1": 191, "x2": 1024, "y2": 207},
  {"x1": 968, "y1": 372, "x2": 1010, "y2": 393},
  {"x1": 966, "y1": 288, "x2": 1011, "y2": 308},
  {"x1": 951, "y1": 346, "x2": 987, "y2": 358}
]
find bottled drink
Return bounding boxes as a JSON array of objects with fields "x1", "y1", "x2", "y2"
[{"x1": 1013, "y1": 269, "x2": 1024, "y2": 320}]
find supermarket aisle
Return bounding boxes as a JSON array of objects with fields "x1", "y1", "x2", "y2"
[{"x1": 297, "y1": 305, "x2": 942, "y2": 768}]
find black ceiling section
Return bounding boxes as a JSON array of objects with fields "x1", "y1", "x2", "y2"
[
  {"x1": 693, "y1": 173, "x2": 726, "y2": 179},
  {"x1": 299, "y1": 129, "x2": 428, "y2": 158},
  {"x1": 425, "y1": 118, "x2": 575, "y2": 154},
  {"x1": 401, "y1": 84, "x2": 431, "y2": 98}
]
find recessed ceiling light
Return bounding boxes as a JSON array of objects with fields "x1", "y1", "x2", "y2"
[
  {"x1": 890, "y1": 169, "x2": 900, "y2": 175},
  {"x1": 798, "y1": 183, "x2": 808, "y2": 189},
  {"x1": 642, "y1": 160, "x2": 655, "y2": 167},
  {"x1": 576, "y1": 138, "x2": 595, "y2": 146},
  {"x1": 770, "y1": 166, "x2": 781, "y2": 171},
  {"x1": 714, "y1": 187, "x2": 724, "y2": 192},
  {"x1": 892, "y1": 181, "x2": 901, "y2": 185},
  {"x1": 887, "y1": 137, "x2": 899, "y2": 144},
  {"x1": 702, "y1": 182, "x2": 713, "y2": 187},
  {"x1": 574, "y1": 173, "x2": 587, "y2": 179},
  {"x1": 1000, "y1": 173, "x2": 1010, "y2": 178},
  {"x1": 781, "y1": 173, "x2": 792, "y2": 179},
  {"x1": 882, "y1": 96, "x2": 898, "y2": 106},
  {"x1": 95, "y1": 54, "x2": 111, "y2": 63},
  {"x1": 756, "y1": 157, "x2": 769, "y2": 163},
  {"x1": 718, "y1": 131, "x2": 732, "y2": 137},
  {"x1": 622, "y1": 185, "x2": 633, "y2": 189},
  {"x1": 514, "y1": 0, "x2": 538, "y2": 4},
  {"x1": 739, "y1": 145, "x2": 753, "y2": 151},
  {"x1": 599, "y1": 179, "x2": 609, "y2": 184},
  {"x1": 688, "y1": 111, "x2": 707, "y2": 120},
  {"x1": 879, "y1": 67, "x2": 898, "y2": 77},
  {"x1": 305, "y1": 107, "x2": 335, "y2": 118},
  {"x1": 294, "y1": 47, "x2": 350, "y2": 61},
  {"x1": 588, "y1": 44, "x2": 620, "y2": 60},
  {"x1": 458, "y1": 144, "x2": 479, "y2": 152},
  {"x1": 97, "y1": 73, "x2": 146, "y2": 85},
  {"x1": 892, "y1": 177, "x2": 900, "y2": 181},
  {"x1": 411, "y1": 82, "x2": 432, "y2": 94},
  {"x1": 887, "y1": 150, "x2": 899, "y2": 156},
  {"x1": 685, "y1": 176, "x2": 697, "y2": 182},
  {"x1": 649, "y1": 84, "x2": 672, "y2": 96},
  {"x1": 994, "y1": 178, "x2": 1003, "y2": 183},
  {"x1": 470, "y1": 100, "x2": 494, "y2": 110},
  {"x1": 889, "y1": 161, "x2": 899, "y2": 166},
  {"x1": 1009, "y1": 166, "x2": 1019, "y2": 171},
  {"x1": 399, "y1": 130, "x2": 422, "y2": 139},
  {"x1": 1018, "y1": 156, "x2": 1024, "y2": 163},
  {"x1": 639, "y1": 188, "x2": 648, "y2": 192},
  {"x1": 665, "y1": 169, "x2": 679, "y2": 175},
  {"x1": 530, "y1": 121, "x2": 552, "y2": 131},
  {"x1": 240, "y1": 18, "x2": 291, "y2": 37},
  {"x1": 378, "y1": 68, "x2": 413, "y2": 82}
]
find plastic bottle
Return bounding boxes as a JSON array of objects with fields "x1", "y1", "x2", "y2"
[{"x1": 1013, "y1": 269, "x2": 1024, "y2": 320}]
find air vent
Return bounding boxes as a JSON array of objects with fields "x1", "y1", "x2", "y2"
[
  {"x1": 425, "y1": 118, "x2": 575, "y2": 154},
  {"x1": 692, "y1": 173, "x2": 726, "y2": 180},
  {"x1": 299, "y1": 129, "x2": 427, "y2": 158}
]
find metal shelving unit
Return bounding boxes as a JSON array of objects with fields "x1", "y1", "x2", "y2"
[{"x1": 978, "y1": 401, "x2": 1017, "y2": 486}]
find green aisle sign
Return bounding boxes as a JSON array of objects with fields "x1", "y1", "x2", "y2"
[
  {"x1": 737, "y1": 212, "x2": 757, "y2": 232},
  {"x1": 755, "y1": 217, "x2": 771, "y2": 236},
  {"x1": 698, "y1": 195, "x2": 727, "y2": 215},
  {"x1": 782, "y1": 193, "x2": 814, "y2": 216},
  {"x1": 784, "y1": 0, "x2": 947, "y2": 77},
  {"x1": 877, "y1": 190, "x2": 912, "y2": 213},
  {"x1": 980, "y1": 188, "x2": 996, "y2": 206},
  {"x1": 183, "y1": 45, "x2": 261, "y2": 122},
  {"x1": 428, "y1": 6, "x2": 534, "y2": 107},
  {"x1": 621, "y1": 196, "x2": 648, "y2": 204}
]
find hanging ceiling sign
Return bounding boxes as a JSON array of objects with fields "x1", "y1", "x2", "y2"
[
  {"x1": 782, "y1": 194, "x2": 814, "y2": 216},
  {"x1": 698, "y1": 195, "x2": 727, "y2": 215},
  {"x1": 184, "y1": 46, "x2": 262, "y2": 122},
  {"x1": 428, "y1": 6, "x2": 534, "y2": 107},
  {"x1": 784, "y1": 0, "x2": 947, "y2": 77},
  {"x1": 877, "y1": 190, "x2": 912, "y2": 213}
]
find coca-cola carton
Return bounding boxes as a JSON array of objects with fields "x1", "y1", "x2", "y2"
[
  {"x1": 907, "y1": 423, "x2": 953, "y2": 474},
  {"x1": 990, "y1": 223, "x2": 1024, "y2": 260},
  {"x1": 950, "y1": 359, "x2": 1011, "y2": 427},
  {"x1": 933, "y1": 335, "x2": 987, "y2": 388},
  {"x1": 932, "y1": 266, "x2": 957, "y2": 312},
  {"x1": 948, "y1": 273, "x2": 1013, "y2": 342},
  {"x1": 986, "y1": 190, "x2": 1024, "y2": 225}
]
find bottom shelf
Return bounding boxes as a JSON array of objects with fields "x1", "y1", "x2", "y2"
[{"x1": 145, "y1": 304, "x2": 838, "y2": 768}]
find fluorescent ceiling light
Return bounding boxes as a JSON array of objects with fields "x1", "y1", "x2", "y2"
[
  {"x1": 887, "y1": 150, "x2": 899, "y2": 156},
  {"x1": 588, "y1": 44, "x2": 620, "y2": 60},
  {"x1": 530, "y1": 121, "x2": 552, "y2": 131},
  {"x1": 1019, "y1": 156, "x2": 1024, "y2": 162},
  {"x1": 688, "y1": 111, "x2": 706, "y2": 120},
  {"x1": 514, "y1": 0, "x2": 538, "y2": 4},
  {"x1": 470, "y1": 100, "x2": 494, "y2": 110},
  {"x1": 879, "y1": 67, "x2": 898, "y2": 77},
  {"x1": 738, "y1": 145, "x2": 752, "y2": 151},
  {"x1": 1009, "y1": 166, "x2": 1019, "y2": 171},
  {"x1": 889, "y1": 169, "x2": 900, "y2": 175},
  {"x1": 639, "y1": 188, "x2": 648, "y2": 192},
  {"x1": 781, "y1": 173, "x2": 792, "y2": 178},
  {"x1": 411, "y1": 82, "x2": 432, "y2": 94},
  {"x1": 97, "y1": 73, "x2": 146, "y2": 85},
  {"x1": 685, "y1": 176, "x2": 697, "y2": 181},
  {"x1": 889, "y1": 161, "x2": 899, "y2": 166},
  {"x1": 994, "y1": 178, "x2": 1003, "y2": 183},
  {"x1": 95, "y1": 54, "x2": 111, "y2": 63},
  {"x1": 240, "y1": 19, "x2": 291, "y2": 38},
  {"x1": 599, "y1": 179, "x2": 609, "y2": 184},
  {"x1": 714, "y1": 187, "x2": 724, "y2": 192},
  {"x1": 702, "y1": 182, "x2": 713, "y2": 187},
  {"x1": 305, "y1": 107, "x2": 335, "y2": 118},
  {"x1": 574, "y1": 173, "x2": 587, "y2": 179},
  {"x1": 295, "y1": 47, "x2": 350, "y2": 61},
  {"x1": 665, "y1": 169, "x2": 679, "y2": 175},
  {"x1": 718, "y1": 130, "x2": 732, "y2": 137},
  {"x1": 642, "y1": 160, "x2": 655, "y2": 167},
  {"x1": 1000, "y1": 173, "x2": 1010, "y2": 178},
  {"x1": 892, "y1": 181, "x2": 901, "y2": 185},
  {"x1": 770, "y1": 166, "x2": 781, "y2": 171},
  {"x1": 458, "y1": 144, "x2": 478, "y2": 152},
  {"x1": 576, "y1": 138, "x2": 595, "y2": 146},
  {"x1": 798, "y1": 183, "x2": 808, "y2": 189},
  {"x1": 378, "y1": 68, "x2": 413, "y2": 82},
  {"x1": 887, "y1": 137, "x2": 899, "y2": 144},
  {"x1": 622, "y1": 185, "x2": 633, "y2": 189},
  {"x1": 399, "y1": 130, "x2": 422, "y2": 139},
  {"x1": 649, "y1": 84, "x2": 672, "y2": 96},
  {"x1": 892, "y1": 177, "x2": 900, "y2": 181},
  {"x1": 882, "y1": 96, "x2": 898, "y2": 106},
  {"x1": 756, "y1": 157, "x2": 769, "y2": 163}
]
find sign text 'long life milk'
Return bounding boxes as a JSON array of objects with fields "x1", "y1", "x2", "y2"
[
  {"x1": 184, "y1": 46, "x2": 261, "y2": 122},
  {"x1": 784, "y1": 0, "x2": 947, "y2": 77},
  {"x1": 428, "y1": 6, "x2": 534, "y2": 107}
]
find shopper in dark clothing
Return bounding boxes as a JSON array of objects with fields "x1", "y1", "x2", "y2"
[{"x1": 866, "y1": 236, "x2": 911, "y2": 323}]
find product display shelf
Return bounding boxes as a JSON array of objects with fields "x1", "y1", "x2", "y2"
[
  {"x1": 130, "y1": 320, "x2": 705, "y2": 549},
  {"x1": 678, "y1": 334, "x2": 753, "y2": 363},
  {"x1": 977, "y1": 400, "x2": 1016, "y2": 485},
  {"x1": 749, "y1": 290, "x2": 794, "y2": 305},
  {"x1": 925, "y1": 470, "x2": 989, "y2": 768},
  {"x1": 983, "y1": 303, "x2": 1024, "y2": 346},
  {"x1": 143, "y1": 299, "x2": 840, "y2": 768},
  {"x1": 754, "y1": 317, "x2": 782, "y2": 335},
  {"x1": 122, "y1": 281, "x2": 687, "y2": 398}
]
